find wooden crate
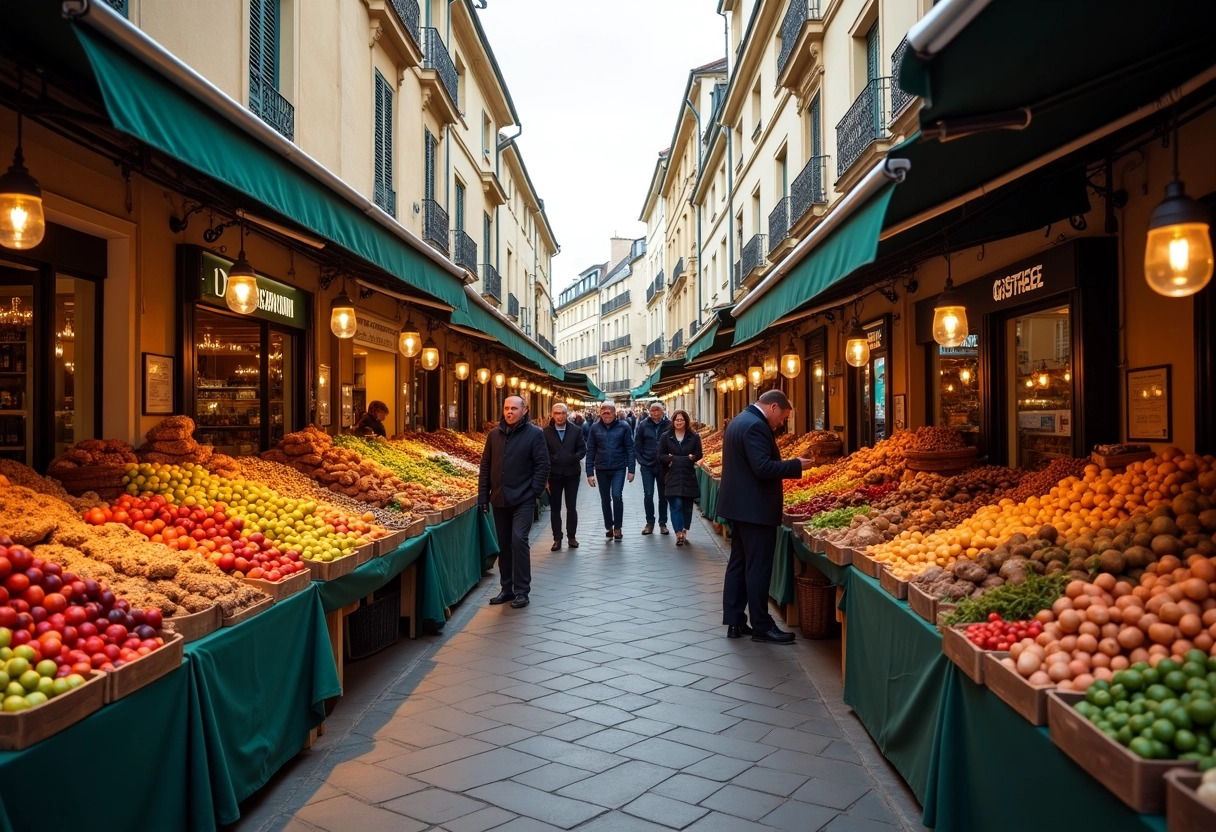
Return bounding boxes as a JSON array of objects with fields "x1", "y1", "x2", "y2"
[
  {"x1": 851, "y1": 548, "x2": 882, "y2": 578},
  {"x1": 239, "y1": 567, "x2": 311, "y2": 603},
  {"x1": 354, "y1": 542, "x2": 376, "y2": 566},
  {"x1": 404, "y1": 517, "x2": 430, "y2": 539},
  {"x1": 781, "y1": 511, "x2": 797, "y2": 528},
  {"x1": 941, "y1": 623, "x2": 987, "y2": 684},
  {"x1": 908, "y1": 581, "x2": 938, "y2": 623},
  {"x1": 1048, "y1": 690, "x2": 1196, "y2": 813},
  {"x1": 425, "y1": 511, "x2": 444, "y2": 527},
  {"x1": 1091, "y1": 450, "x2": 1154, "y2": 470},
  {"x1": 807, "y1": 532, "x2": 827, "y2": 554},
  {"x1": 104, "y1": 632, "x2": 185, "y2": 704},
  {"x1": 0, "y1": 671, "x2": 106, "y2": 750},
  {"x1": 374, "y1": 532, "x2": 400, "y2": 557},
  {"x1": 1166, "y1": 769, "x2": 1216, "y2": 832},
  {"x1": 163, "y1": 604, "x2": 222, "y2": 643},
  {"x1": 306, "y1": 552, "x2": 359, "y2": 582},
  {"x1": 878, "y1": 567, "x2": 909, "y2": 600},
  {"x1": 904, "y1": 446, "x2": 978, "y2": 473},
  {"x1": 441, "y1": 505, "x2": 457, "y2": 522},
  {"x1": 222, "y1": 594, "x2": 273, "y2": 627},
  {"x1": 982, "y1": 651, "x2": 1052, "y2": 725},
  {"x1": 823, "y1": 540, "x2": 852, "y2": 566}
]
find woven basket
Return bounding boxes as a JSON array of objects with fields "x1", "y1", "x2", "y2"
[
  {"x1": 795, "y1": 566, "x2": 840, "y2": 640},
  {"x1": 904, "y1": 446, "x2": 978, "y2": 473},
  {"x1": 344, "y1": 589, "x2": 401, "y2": 661},
  {"x1": 47, "y1": 464, "x2": 128, "y2": 500}
]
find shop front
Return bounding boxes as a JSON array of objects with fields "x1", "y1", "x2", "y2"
[
  {"x1": 847, "y1": 316, "x2": 892, "y2": 453},
  {"x1": 915, "y1": 238, "x2": 1119, "y2": 467},
  {"x1": 352, "y1": 310, "x2": 404, "y2": 433},
  {"x1": 177, "y1": 246, "x2": 310, "y2": 455}
]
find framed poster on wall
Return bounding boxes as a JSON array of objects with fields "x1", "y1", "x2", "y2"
[
  {"x1": 142, "y1": 353, "x2": 175, "y2": 415},
  {"x1": 1126, "y1": 364, "x2": 1171, "y2": 442}
]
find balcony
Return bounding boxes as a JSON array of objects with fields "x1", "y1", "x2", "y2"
[
  {"x1": 768, "y1": 197, "x2": 792, "y2": 248},
  {"x1": 422, "y1": 199, "x2": 448, "y2": 254},
  {"x1": 689, "y1": 319, "x2": 700, "y2": 338},
  {"x1": 373, "y1": 181, "x2": 396, "y2": 217},
  {"x1": 249, "y1": 75, "x2": 294, "y2": 142},
  {"x1": 603, "y1": 380, "x2": 632, "y2": 394},
  {"x1": 103, "y1": 0, "x2": 127, "y2": 16},
  {"x1": 564, "y1": 355, "x2": 598, "y2": 371},
  {"x1": 388, "y1": 0, "x2": 421, "y2": 49},
  {"x1": 740, "y1": 234, "x2": 768, "y2": 287},
  {"x1": 790, "y1": 155, "x2": 828, "y2": 228},
  {"x1": 890, "y1": 37, "x2": 917, "y2": 121},
  {"x1": 670, "y1": 328, "x2": 684, "y2": 353},
  {"x1": 480, "y1": 263, "x2": 501, "y2": 303},
  {"x1": 646, "y1": 271, "x2": 666, "y2": 304},
  {"x1": 537, "y1": 333, "x2": 556, "y2": 357},
  {"x1": 420, "y1": 28, "x2": 460, "y2": 124},
  {"x1": 601, "y1": 292, "x2": 631, "y2": 316},
  {"x1": 601, "y1": 335, "x2": 632, "y2": 354},
  {"x1": 837, "y1": 77, "x2": 891, "y2": 178},
  {"x1": 702, "y1": 82, "x2": 727, "y2": 147},
  {"x1": 777, "y1": 1, "x2": 824, "y2": 90},
  {"x1": 452, "y1": 228, "x2": 477, "y2": 276},
  {"x1": 507, "y1": 293, "x2": 520, "y2": 320},
  {"x1": 670, "y1": 257, "x2": 686, "y2": 292},
  {"x1": 645, "y1": 336, "x2": 665, "y2": 361}
]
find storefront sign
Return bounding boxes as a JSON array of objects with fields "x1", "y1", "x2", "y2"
[
  {"x1": 354, "y1": 312, "x2": 399, "y2": 352},
  {"x1": 864, "y1": 319, "x2": 885, "y2": 350},
  {"x1": 992, "y1": 264, "x2": 1045, "y2": 302},
  {"x1": 1126, "y1": 364, "x2": 1172, "y2": 442},
  {"x1": 939, "y1": 334, "x2": 979, "y2": 356},
  {"x1": 199, "y1": 251, "x2": 307, "y2": 329},
  {"x1": 142, "y1": 352, "x2": 174, "y2": 415}
]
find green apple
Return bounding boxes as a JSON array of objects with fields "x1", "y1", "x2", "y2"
[
  {"x1": 18, "y1": 670, "x2": 41, "y2": 692},
  {"x1": 0, "y1": 628, "x2": 10, "y2": 648},
  {"x1": 50, "y1": 677, "x2": 71, "y2": 696},
  {"x1": 35, "y1": 660, "x2": 57, "y2": 677},
  {"x1": 5, "y1": 682, "x2": 25, "y2": 698},
  {"x1": 2, "y1": 695, "x2": 30, "y2": 712},
  {"x1": 6, "y1": 656, "x2": 29, "y2": 677},
  {"x1": 24, "y1": 691, "x2": 47, "y2": 707},
  {"x1": 65, "y1": 673, "x2": 85, "y2": 688}
]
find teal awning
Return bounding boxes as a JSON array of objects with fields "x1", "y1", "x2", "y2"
[
  {"x1": 631, "y1": 359, "x2": 691, "y2": 400},
  {"x1": 450, "y1": 302, "x2": 564, "y2": 379},
  {"x1": 557, "y1": 372, "x2": 604, "y2": 402},
  {"x1": 684, "y1": 307, "x2": 735, "y2": 363},
  {"x1": 731, "y1": 184, "x2": 897, "y2": 345}
]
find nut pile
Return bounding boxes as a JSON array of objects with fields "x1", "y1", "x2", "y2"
[
  {"x1": 48, "y1": 438, "x2": 138, "y2": 470},
  {"x1": 138, "y1": 415, "x2": 215, "y2": 465},
  {"x1": 263, "y1": 426, "x2": 410, "y2": 507}
]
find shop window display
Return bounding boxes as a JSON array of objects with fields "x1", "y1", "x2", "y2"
[
  {"x1": 0, "y1": 287, "x2": 32, "y2": 464},
  {"x1": 935, "y1": 333, "x2": 980, "y2": 444},
  {"x1": 1010, "y1": 305, "x2": 1073, "y2": 468}
]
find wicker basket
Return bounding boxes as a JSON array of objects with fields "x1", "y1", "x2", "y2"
[
  {"x1": 46, "y1": 464, "x2": 128, "y2": 500},
  {"x1": 904, "y1": 447, "x2": 978, "y2": 473},
  {"x1": 344, "y1": 588, "x2": 401, "y2": 661},
  {"x1": 795, "y1": 566, "x2": 840, "y2": 640}
]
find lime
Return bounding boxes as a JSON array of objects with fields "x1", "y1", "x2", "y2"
[
  {"x1": 1117, "y1": 725, "x2": 1134, "y2": 745},
  {"x1": 1158, "y1": 658, "x2": 1182, "y2": 676},
  {"x1": 1175, "y1": 729, "x2": 1199, "y2": 752},
  {"x1": 1129, "y1": 736, "x2": 1156, "y2": 758},
  {"x1": 1090, "y1": 690, "x2": 1113, "y2": 708},
  {"x1": 1146, "y1": 684, "x2": 1173, "y2": 702},
  {"x1": 1190, "y1": 700, "x2": 1216, "y2": 726},
  {"x1": 1165, "y1": 671, "x2": 1190, "y2": 693},
  {"x1": 1150, "y1": 739, "x2": 1171, "y2": 759},
  {"x1": 1186, "y1": 648, "x2": 1208, "y2": 666},
  {"x1": 1152, "y1": 718, "x2": 1177, "y2": 743},
  {"x1": 1143, "y1": 668, "x2": 1161, "y2": 686},
  {"x1": 1171, "y1": 708, "x2": 1194, "y2": 730},
  {"x1": 1188, "y1": 678, "x2": 1212, "y2": 695},
  {"x1": 1130, "y1": 714, "x2": 1153, "y2": 733},
  {"x1": 1183, "y1": 661, "x2": 1207, "y2": 679}
]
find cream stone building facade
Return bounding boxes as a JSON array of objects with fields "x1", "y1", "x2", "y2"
[{"x1": 556, "y1": 264, "x2": 603, "y2": 387}]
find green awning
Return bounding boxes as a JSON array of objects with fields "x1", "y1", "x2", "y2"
[
  {"x1": 450, "y1": 302, "x2": 564, "y2": 379},
  {"x1": 731, "y1": 184, "x2": 897, "y2": 345},
  {"x1": 684, "y1": 307, "x2": 735, "y2": 363},
  {"x1": 683, "y1": 320, "x2": 719, "y2": 362},
  {"x1": 71, "y1": 26, "x2": 470, "y2": 312},
  {"x1": 558, "y1": 372, "x2": 604, "y2": 402},
  {"x1": 631, "y1": 359, "x2": 691, "y2": 400}
]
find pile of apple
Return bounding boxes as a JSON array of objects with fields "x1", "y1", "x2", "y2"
[
  {"x1": 0, "y1": 539, "x2": 168, "y2": 709},
  {"x1": 85, "y1": 493, "x2": 307, "y2": 582}
]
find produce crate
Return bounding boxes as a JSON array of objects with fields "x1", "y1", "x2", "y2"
[
  {"x1": 1047, "y1": 690, "x2": 1196, "y2": 813},
  {"x1": 0, "y1": 671, "x2": 106, "y2": 750},
  {"x1": 795, "y1": 568, "x2": 840, "y2": 640},
  {"x1": 982, "y1": 651, "x2": 1052, "y2": 725},
  {"x1": 104, "y1": 632, "x2": 185, "y2": 704},
  {"x1": 374, "y1": 532, "x2": 400, "y2": 557},
  {"x1": 343, "y1": 587, "x2": 401, "y2": 661},
  {"x1": 941, "y1": 623, "x2": 987, "y2": 684},
  {"x1": 878, "y1": 567, "x2": 909, "y2": 600},
  {"x1": 781, "y1": 511, "x2": 797, "y2": 528},
  {"x1": 163, "y1": 604, "x2": 222, "y2": 643},
  {"x1": 354, "y1": 542, "x2": 376, "y2": 566},
  {"x1": 441, "y1": 504, "x2": 457, "y2": 522},
  {"x1": 404, "y1": 517, "x2": 430, "y2": 539},
  {"x1": 239, "y1": 567, "x2": 311, "y2": 603},
  {"x1": 904, "y1": 446, "x2": 978, "y2": 473},
  {"x1": 425, "y1": 511, "x2": 444, "y2": 527},
  {"x1": 1166, "y1": 769, "x2": 1216, "y2": 832},
  {"x1": 851, "y1": 548, "x2": 882, "y2": 578},
  {"x1": 306, "y1": 552, "x2": 358, "y2": 582},
  {"x1": 908, "y1": 581, "x2": 938, "y2": 623},
  {"x1": 824, "y1": 540, "x2": 852, "y2": 565},
  {"x1": 222, "y1": 594, "x2": 273, "y2": 627},
  {"x1": 1091, "y1": 450, "x2": 1154, "y2": 470},
  {"x1": 46, "y1": 463, "x2": 128, "y2": 501},
  {"x1": 806, "y1": 531, "x2": 827, "y2": 554}
]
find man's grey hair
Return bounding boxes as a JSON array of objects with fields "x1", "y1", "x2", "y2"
[
  {"x1": 551, "y1": 403, "x2": 568, "y2": 414},
  {"x1": 648, "y1": 401, "x2": 665, "y2": 412}
]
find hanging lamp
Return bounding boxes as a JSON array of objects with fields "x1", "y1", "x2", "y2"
[
  {"x1": 932, "y1": 252, "x2": 969, "y2": 347},
  {"x1": 780, "y1": 336, "x2": 801, "y2": 379},
  {"x1": 398, "y1": 313, "x2": 421, "y2": 357},
  {"x1": 224, "y1": 224, "x2": 260, "y2": 315},
  {"x1": 0, "y1": 72, "x2": 45, "y2": 251},
  {"x1": 453, "y1": 353, "x2": 470, "y2": 380},
  {"x1": 1145, "y1": 115, "x2": 1213, "y2": 297},
  {"x1": 330, "y1": 282, "x2": 357, "y2": 339},
  {"x1": 844, "y1": 319, "x2": 870, "y2": 367},
  {"x1": 420, "y1": 336, "x2": 440, "y2": 370}
]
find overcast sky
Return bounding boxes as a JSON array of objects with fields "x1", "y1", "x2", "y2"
[{"x1": 477, "y1": 1, "x2": 726, "y2": 292}]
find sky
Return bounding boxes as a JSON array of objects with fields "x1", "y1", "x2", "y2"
[{"x1": 477, "y1": 0, "x2": 726, "y2": 292}]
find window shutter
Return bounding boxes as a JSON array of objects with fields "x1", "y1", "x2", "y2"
[
  {"x1": 424, "y1": 129, "x2": 436, "y2": 200},
  {"x1": 483, "y1": 213, "x2": 491, "y2": 261},
  {"x1": 249, "y1": 0, "x2": 279, "y2": 87},
  {"x1": 866, "y1": 23, "x2": 879, "y2": 82},
  {"x1": 373, "y1": 71, "x2": 393, "y2": 191},
  {"x1": 810, "y1": 92, "x2": 822, "y2": 156},
  {"x1": 455, "y1": 182, "x2": 465, "y2": 233}
]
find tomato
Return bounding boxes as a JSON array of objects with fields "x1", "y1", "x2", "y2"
[{"x1": 5, "y1": 573, "x2": 29, "y2": 594}]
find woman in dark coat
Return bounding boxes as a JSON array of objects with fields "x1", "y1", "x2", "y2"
[{"x1": 656, "y1": 409, "x2": 703, "y2": 546}]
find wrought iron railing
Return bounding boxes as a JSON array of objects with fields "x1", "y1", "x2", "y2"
[
  {"x1": 645, "y1": 336, "x2": 665, "y2": 361},
  {"x1": 249, "y1": 75, "x2": 294, "y2": 141},
  {"x1": 741, "y1": 234, "x2": 768, "y2": 278},
  {"x1": 564, "y1": 355, "x2": 598, "y2": 371},
  {"x1": 790, "y1": 155, "x2": 828, "y2": 225},
  {"x1": 689, "y1": 319, "x2": 700, "y2": 338},
  {"x1": 601, "y1": 292, "x2": 631, "y2": 316},
  {"x1": 703, "y1": 82, "x2": 727, "y2": 146},
  {"x1": 671, "y1": 257, "x2": 685, "y2": 287},
  {"x1": 778, "y1": 1, "x2": 822, "y2": 78},
  {"x1": 670, "y1": 329, "x2": 684, "y2": 352},
  {"x1": 422, "y1": 28, "x2": 459, "y2": 108},
  {"x1": 452, "y1": 229, "x2": 477, "y2": 273},
  {"x1": 646, "y1": 271, "x2": 665, "y2": 303},
  {"x1": 537, "y1": 334, "x2": 556, "y2": 357},
  {"x1": 768, "y1": 197, "x2": 792, "y2": 247},
  {"x1": 836, "y1": 77, "x2": 890, "y2": 177},
  {"x1": 373, "y1": 181, "x2": 396, "y2": 216},
  {"x1": 507, "y1": 293, "x2": 520, "y2": 319},
  {"x1": 603, "y1": 380, "x2": 632, "y2": 393},
  {"x1": 103, "y1": 0, "x2": 128, "y2": 16},
  {"x1": 480, "y1": 263, "x2": 501, "y2": 302},
  {"x1": 890, "y1": 37, "x2": 915, "y2": 119},
  {"x1": 422, "y1": 199, "x2": 448, "y2": 254},
  {"x1": 389, "y1": 0, "x2": 421, "y2": 49},
  {"x1": 601, "y1": 335, "x2": 632, "y2": 353},
  {"x1": 732, "y1": 260, "x2": 741, "y2": 293}
]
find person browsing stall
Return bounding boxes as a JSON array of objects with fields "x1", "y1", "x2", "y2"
[{"x1": 354, "y1": 400, "x2": 389, "y2": 437}]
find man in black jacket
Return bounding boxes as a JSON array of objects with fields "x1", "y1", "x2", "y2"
[
  {"x1": 717, "y1": 390, "x2": 814, "y2": 642},
  {"x1": 543, "y1": 403, "x2": 587, "y2": 551},
  {"x1": 634, "y1": 401, "x2": 671, "y2": 535},
  {"x1": 479, "y1": 395, "x2": 550, "y2": 609}
]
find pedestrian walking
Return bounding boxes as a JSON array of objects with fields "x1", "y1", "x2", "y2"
[
  {"x1": 634, "y1": 401, "x2": 671, "y2": 535},
  {"x1": 479, "y1": 395, "x2": 549, "y2": 609},
  {"x1": 657, "y1": 409, "x2": 702, "y2": 547},
  {"x1": 585, "y1": 401, "x2": 635, "y2": 541},
  {"x1": 543, "y1": 403, "x2": 586, "y2": 551},
  {"x1": 716, "y1": 389, "x2": 814, "y2": 642}
]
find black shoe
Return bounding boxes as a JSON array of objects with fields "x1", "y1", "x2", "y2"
[
  {"x1": 659, "y1": 524, "x2": 669, "y2": 535},
  {"x1": 726, "y1": 624, "x2": 754, "y2": 639},
  {"x1": 489, "y1": 589, "x2": 513, "y2": 605},
  {"x1": 568, "y1": 537, "x2": 579, "y2": 548},
  {"x1": 751, "y1": 626, "x2": 796, "y2": 644},
  {"x1": 510, "y1": 594, "x2": 530, "y2": 609},
  {"x1": 551, "y1": 540, "x2": 562, "y2": 551}
]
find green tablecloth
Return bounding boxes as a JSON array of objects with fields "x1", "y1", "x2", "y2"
[
  {"x1": 418, "y1": 508, "x2": 498, "y2": 626},
  {"x1": 695, "y1": 467, "x2": 719, "y2": 520},
  {"x1": 770, "y1": 526, "x2": 796, "y2": 606},
  {"x1": 316, "y1": 532, "x2": 429, "y2": 613},
  {"x1": 790, "y1": 535, "x2": 853, "y2": 586}
]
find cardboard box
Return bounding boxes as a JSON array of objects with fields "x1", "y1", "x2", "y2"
[
  {"x1": 104, "y1": 632, "x2": 185, "y2": 704},
  {"x1": 983, "y1": 651, "x2": 1052, "y2": 725},
  {"x1": 1165, "y1": 769, "x2": 1216, "y2": 832},
  {"x1": 878, "y1": 567, "x2": 909, "y2": 600},
  {"x1": 405, "y1": 517, "x2": 429, "y2": 538},
  {"x1": 1047, "y1": 690, "x2": 1196, "y2": 813},
  {"x1": 941, "y1": 623, "x2": 988, "y2": 684},
  {"x1": 0, "y1": 671, "x2": 106, "y2": 750},
  {"x1": 354, "y1": 542, "x2": 376, "y2": 566},
  {"x1": 851, "y1": 548, "x2": 882, "y2": 578}
]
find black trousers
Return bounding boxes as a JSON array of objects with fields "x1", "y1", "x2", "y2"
[
  {"x1": 548, "y1": 474, "x2": 579, "y2": 540},
  {"x1": 722, "y1": 519, "x2": 778, "y2": 630},
  {"x1": 493, "y1": 502, "x2": 534, "y2": 596}
]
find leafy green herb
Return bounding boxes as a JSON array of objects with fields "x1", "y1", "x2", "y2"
[
  {"x1": 943, "y1": 571, "x2": 1068, "y2": 625},
  {"x1": 808, "y1": 505, "x2": 871, "y2": 530}
]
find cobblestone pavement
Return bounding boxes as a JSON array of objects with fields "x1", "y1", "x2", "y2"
[{"x1": 231, "y1": 473, "x2": 926, "y2": 832}]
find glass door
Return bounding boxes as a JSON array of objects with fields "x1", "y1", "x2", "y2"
[
  {"x1": 0, "y1": 275, "x2": 33, "y2": 465},
  {"x1": 1008, "y1": 304, "x2": 1074, "y2": 468},
  {"x1": 934, "y1": 334, "x2": 981, "y2": 444},
  {"x1": 195, "y1": 309, "x2": 263, "y2": 456},
  {"x1": 268, "y1": 328, "x2": 290, "y2": 448}
]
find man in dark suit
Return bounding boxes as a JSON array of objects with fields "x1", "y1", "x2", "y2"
[
  {"x1": 544, "y1": 403, "x2": 587, "y2": 551},
  {"x1": 716, "y1": 389, "x2": 814, "y2": 643}
]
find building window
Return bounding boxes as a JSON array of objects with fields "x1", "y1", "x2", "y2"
[
  {"x1": 373, "y1": 70, "x2": 395, "y2": 216},
  {"x1": 249, "y1": 0, "x2": 294, "y2": 140},
  {"x1": 482, "y1": 112, "x2": 492, "y2": 159}
]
